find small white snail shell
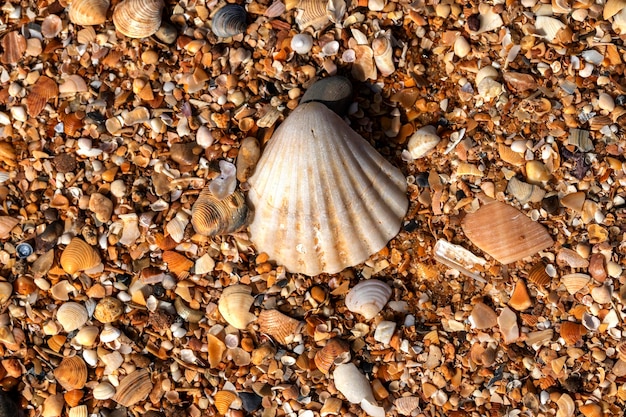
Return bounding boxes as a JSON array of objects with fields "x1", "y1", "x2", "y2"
[{"x1": 291, "y1": 33, "x2": 313, "y2": 54}]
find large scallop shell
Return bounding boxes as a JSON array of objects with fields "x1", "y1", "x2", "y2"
[
  {"x1": 60, "y1": 237, "x2": 101, "y2": 274},
  {"x1": 461, "y1": 200, "x2": 554, "y2": 264},
  {"x1": 314, "y1": 338, "x2": 350, "y2": 374},
  {"x1": 191, "y1": 188, "x2": 249, "y2": 236},
  {"x1": 112, "y1": 0, "x2": 164, "y2": 39},
  {"x1": 54, "y1": 356, "x2": 88, "y2": 391},
  {"x1": 218, "y1": 285, "x2": 256, "y2": 329},
  {"x1": 57, "y1": 302, "x2": 89, "y2": 332},
  {"x1": 247, "y1": 102, "x2": 408, "y2": 276},
  {"x1": 257, "y1": 309, "x2": 303, "y2": 345},
  {"x1": 211, "y1": 4, "x2": 247, "y2": 38},
  {"x1": 69, "y1": 0, "x2": 110, "y2": 25},
  {"x1": 112, "y1": 369, "x2": 153, "y2": 407},
  {"x1": 345, "y1": 279, "x2": 392, "y2": 320}
]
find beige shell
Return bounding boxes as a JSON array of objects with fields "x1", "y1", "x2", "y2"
[
  {"x1": 247, "y1": 102, "x2": 408, "y2": 276},
  {"x1": 345, "y1": 279, "x2": 392, "y2": 320},
  {"x1": 207, "y1": 333, "x2": 226, "y2": 368},
  {"x1": 94, "y1": 296, "x2": 124, "y2": 323},
  {"x1": 174, "y1": 297, "x2": 203, "y2": 323},
  {"x1": 296, "y1": 0, "x2": 329, "y2": 30},
  {"x1": 68, "y1": 405, "x2": 88, "y2": 417},
  {"x1": 395, "y1": 396, "x2": 420, "y2": 415},
  {"x1": 561, "y1": 273, "x2": 590, "y2": 295},
  {"x1": 74, "y1": 325, "x2": 99, "y2": 346},
  {"x1": 42, "y1": 394, "x2": 65, "y2": 417},
  {"x1": 191, "y1": 188, "x2": 249, "y2": 236},
  {"x1": 54, "y1": 356, "x2": 88, "y2": 391},
  {"x1": 257, "y1": 309, "x2": 302, "y2": 345},
  {"x1": 214, "y1": 390, "x2": 238, "y2": 415},
  {"x1": 461, "y1": 200, "x2": 554, "y2": 264},
  {"x1": 218, "y1": 285, "x2": 256, "y2": 329},
  {"x1": 57, "y1": 302, "x2": 89, "y2": 332},
  {"x1": 112, "y1": 0, "x2": 164, "y2": 39},
  {"x1": 314, "y1": 338, "x2": 350, "y2": 374},
  {"x1": 69, "y1": 0, "x2": 110, "y2": 25},
  {"x1": 0, "y1": 216, "x2": 19, "y2": 239},
  {"x1": 112, "y1": 369, "x2": 153, "y2": 407},
  {"x1": 93, "y1": 381, "x2": 116, "y2": 400},
  {"x1": 507, "y1": 177, "x2": 545, "y2": 204},
  {"x1": 372, "y1": 34, "x2": 394, "y2": 77},
  {"x1": 60, "y1": 237, "x2": 101, "y2": 274}
]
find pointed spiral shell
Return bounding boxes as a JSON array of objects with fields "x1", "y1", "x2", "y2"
[{"x1": 211, "y1": 4, "x2": 247, "y2": 38}]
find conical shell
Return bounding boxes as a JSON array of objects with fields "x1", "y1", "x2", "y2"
[
  {"x1": 345, "y1": 279, "x2": 392, "y2": 320},
  {"x1": 214, "y1": 390, "x2": 238, "y2": 415},
  {"x1": 54, "y1": 356, "x2": 88, "y2": 391},
  {"x1": 69, "y1": 0, "x2": 110, "y2": 25},
  {"x1": 60, "y1": 237, "x2": 101, "y2": 274},
  {"x1": 314, "y1": 338, "x2": 350, "y2": 374},
  {"x1": 112, "y1": 0, "x2": 164, "y2": 39},
  {"x1": 211, "y1": 4, "x2": 247, "y2": 38},
  {"x1": 57, "y1": 302, "x2": 89, "y2": 332},
  {"x1": 461, "y1": 200, "x2": 554, "y2": 264},
  {"x1": 247, "y1": 102, "x2": 408, "y2": 276},
  {"x1": 0, "y1": 216, "x2": 18, "y2": 239},
  {"x1": 257, "y1": 309, "x2": 302, "y2": 345},
  {"x1": 112, "y1": 369, "x2": 153, "y2": 407},
  {"x1": 191, "y1": 188, "x2": 249, "y2": 236},
  {"x1": 218, "y1": 285, "x2": 256, "y2": 329}
]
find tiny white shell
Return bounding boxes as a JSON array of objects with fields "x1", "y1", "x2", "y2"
[
  {"x1": 345, "y1": 279, "x2": 392, "y2": 320},
  {"x1": 291, "y1": 33, "x2": 314, "y2": 54},
  {"x1": 407, "y1": 125, "x2": 440, "y2": 159}
]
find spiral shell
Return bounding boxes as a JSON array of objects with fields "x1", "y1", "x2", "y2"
[
  {"x1": 345, "y1": 279, "x2": 392, "y2": 320},
  {"x1": 112, "y1": 0, "x2": 164, "y2": 39},
  {"x1": 257, "y1": 309, "x2": 302, "y2": 345},
  {"x1": 218, "y1": 285, "x2": 256, "y2": 329},
  {"x1": 69, "y1": 0, "x2": 110, "y2": 25},
  {"x1": 57, "y1": 302, "x2": 89, "y2": 332},
  {"x1": 314, "y1": 338, "x2": 350, "y2": 374},
  {"x1": 54, "y1": 356, "x2": 88, "y2": 391},
  {"x1": 60, "y1": 237, "x2": 101, "y2": 274},
  {"x1": 112, "y1": 369, "x2": 153, "y2": 407},
  {"x1": 191, "y1": 188, "x2": 249, "y2": 236},
  {"x1": 211, "y1": 4, "x2": 247, "y2": 38}
]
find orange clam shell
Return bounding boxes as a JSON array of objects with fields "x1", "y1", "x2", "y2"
[
  {"x1": 314, "y1": 338, "x2": 350, "y2": 374},
  {"x1": 258, "y1": 309, "x2": 302, "y2": 345},
  {"x1": 54, "y1": 356, "x2": 88, "y2": 391},
  {"x1": 60, "y1": 237, "x2": 101, "y2": 274}
]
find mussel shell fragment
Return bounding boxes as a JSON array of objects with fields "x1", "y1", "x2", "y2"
[
  {"x1": 191, "y1": 188, "x2": 249, "y2": 236},
  {"x1": 211, "y1": 4, "x2": 247, "y2": 38}
]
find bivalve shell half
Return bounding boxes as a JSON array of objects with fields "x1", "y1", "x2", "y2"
[
  {"x1": 162, "y1": 250, "x2": 194, "y2": 280},
  {"x1": 528, "y1": 262, "x2": 551, "y2": 287},
  {"x1": 314, "y1": 338, "x2": 350, "y2": 374},
  {"x1": 218, "y1": 285, "x2": 256, "y2": 329},
  {"x1": 93, "y1": 381, "x2": 116, "y2": 400},
  {"x1": 0, "y1": 216, "x2": 18, "y2": 239},
  {"x1": 68, "y1": 405, "x2": 88, "y2": 417},
  {"x1": 60, "y1": 237, "x2": 101, "y2": 274},
  {"x1": 112, "y1": 369, "x2": 153, "y2": 407},
  {"x1": 57, "y1": 302, "x2": 89, "y2": 332},
  {"x1": 247, "y1": 102, "x2": 408, "y2": 276},
  {"x1": 258, "y1": 309, "x2": 303, "y2": 345},
  {"x1": 211, "y1": 4, "x2": 247, "y2": 38},
  {"x1": 561, "y1": 273, "x2": 590, "y2": 295},
  {"x1": 214, "y1": 390, "x2": 238, "y2": 415},
  {"x1": 54, "y1": 356, "x2": 88, "y2": 391},
  {"x1": 560, "y1": 321, "x2": 586, "y2": 345},
  {"x1": 406, "y1": 125, "x2": 440, "y2": 159},
  {"x1": 461, "y1": 200, "x2": 554, "y2": 264},
  {"x1": 345, "y1": 279, "x2": 392, "y2": 320},
  {"x1": 395, "y1": 396, "x2": 420, "y2": 416},
  {"x1": 112, "y1": 0, "x2": 164, "y2": 38},
  {"x1": 69, "y1": 0, "x2": 110, "y2": 25},
  {"x1": 191, "y1": 188, "x2": 249, "y2": 236}
]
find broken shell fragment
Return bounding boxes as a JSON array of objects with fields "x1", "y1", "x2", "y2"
[
  {"x1": 191, "y1": 188, "x2": 249, "y2": 236},
  {"x1": 211, "y1": 4, "x2": 247, "y2": 38},
  {"x1": 60, "y1": 237, "x2": 101, "y2": 274},
  {"x1": 257, "y1": 309, "x2": 302, "y2": 345},
  {"x1": 461, "y1": 200, "x2": 554, "y2": 264},
  {"x1": 112, "y1": 0, "x2": 164, "y2": 38},
  {"x1": 507, "y1": 177, "x2": 545, "y2": 204},
  {"x1": 112, "y1": 369, "x2": 153, "y2": 407},
  {"x1": 300, "y1": 76, "x2": 353, "y2": 116},
  {"x1": 214, "y1": 390, "x2": 238, "y2": 415},
  {"x1": 54, "y1": 356, "x2": 88, "y2": 391},
  {"x1": 56, "y1": 302, "x2": 89, "y2": 332},
  {"x1": 0, "y1": 216, "x2": 19, "y2": 239},
  {"x1": 218, "y1": 285, "x2": 256, "y2": 329},
  {"x1": 69, "y1": 0, "x2": 110, "y2": 25},
  {"x1": 247, "y1": 102, "x2": 408, "y2": 276},
  {"x1": 345, "y1": 279, "x2": 392, "y2": 320},
  {"x1": 406, "y1": 126, "x2": 440, "y2": 159},
  {"x1": 561, "y1": 273, "x2": 590, "y2": 295}
]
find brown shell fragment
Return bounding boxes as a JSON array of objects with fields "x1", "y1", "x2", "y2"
[
  {"x1": 1, "y1": 32, "x2": 26, "y2": 65},
  {"x1": 112, "y1": 369, "x2": 153, "y2": 407},
  {"x1": 528, "y1": 262, "x2": 551, "y2": 287},
  {"x1": 60, "y1": 237, "x2": 101, "y2": 274},
  {"x1": 214, "y1": 390, "x2": 238, "y2": 415},
  {"x1": 560, "y1": 321, "x2": 585, "y2": 345},
  {"x1": 27, "y1": 76, "x2": 58, "y2": 118},
  {"x1": 314, "y1": 338, "x2": 350, "y2": 374},
  {"x1": 0, "y1": 216, "x2": 19, "y2": 239},
  {"x1": 461, "y1": 200, "x2": 554, "y2": 264},
  {"x1": 258, "y1": 310, "x2": 302, "y2": 345},
  {"x1": 54, "y1": 356, "x2": 88, "y2": 391},
  {"x1": 162, "y1": 250, "x2": 193, "y2": 280},
  {"x1": 191, "y1": 188, "x2": 249, "y2": 236}
]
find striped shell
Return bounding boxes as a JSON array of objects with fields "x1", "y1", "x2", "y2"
[
  {"x1": 314, "y1": 338, "x2": 350, "y2": 374},
  {"x1": 162, "y1": 250, "x2": 193, "y2": 280},
  {"x1": 211, "y1": 4, "x2": 247, "y2": 38},
  {"x1": 93, "y1": 382, "x2": 116, "y2": 400},
  {"x1": 560, "y1": 322, "x2": 586, "y2": 345},
  {"x1": 257, "y1": 309, "x2": 302, "y2": 345},
  {"x1": 64, "y1": 390, "x2": 84, "y2": 408},
  {"x1": 54, "y1": 356, "x2": 88, "y2": 390},
  {"x1": 0, "y1": 216, "x2": 18, "y2": 239},
  {"x1": 112, "y1": 369, "x2": 153, "y2": 407},
  {"x1": 345, "y1": 279, "x2": 392, "y2": 320},
  {"x1": 191, "y1": 188, "x2": 249, "y2": 236},
  {"x1": 214, "y1": 390, "x2": 238, "y2": 415},
  {"x1": 247, "y1": 102, "x2": 408, "y2": 276},
  {"x1": 112, "y1": 0, "x2": 164, "y2": 38},
  {"x1": 561, "y1": 273, "x2": 590, "y2": 295},
  {"x1": 218, "y1": 285, "x2": 256, "y2": 329},
  {"x1": 69, "y1": 0, "x2": 110, "y2": 25},
  {"x1": 527, "y1": 262, "x2": 551, "y2": 287},
  {"x1": 60, "y1": 237, "x2": 101, "y2": 274},
  {"x1": 56, "y1": 302, "x2": 89, "y2": 332},
  {"x1": 68, "y1": 405, "x2": 88, "y2": 417},
  {"x1": 395, "y1": 396, "x2": 420, "y2": 415}
]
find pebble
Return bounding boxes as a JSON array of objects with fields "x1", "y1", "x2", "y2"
[
  {"x1": 470, "y1": 302, "x2": 497, "y2": 329},
  {"x1": 236, "y1": 137, "x2": 261, "y2": 183},
  {"x1": 110, "y1": 180, "x2": 127, "y2": 198},
  {"x1": 498, "y1": 307, "x2": 519, "y2": 344},
  {"x1": 89, "y1": 193, "x2": 113, "y2": 223},
  {"x1": 453, "y1": 36, "x2": 470, "y2": 58},
  {"x1": 239, "y1": 392, "x2": 262, "y2": 412},
  {"x1": 510, "y1": 140, "x2": 528, "y2": 153},
  {"x1": 598, "y1": 92, "x2": 615, "y2": 112},
  {"x1": 525, "y1": 160, "x2": 551, "y2": 183},
  {"x1": 588, "y1": 253, "x2": 607, "y2": 282}
]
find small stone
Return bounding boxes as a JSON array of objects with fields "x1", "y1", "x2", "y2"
[
  {"x1": 467, "y1": 14, "x2": 481, "y2": 32},
  {"x1": 54, "y1": 154, "x2": 77, "y2": 173},
  {"x1": 141, "y1": 50, "x2": 159, "y2": 65},
  {"x1": 110, "y1": 180, "x2": 127, "y2": 198},
  {"x1": 542, "y1": 194, "x2": 560, "y2": 214},
  {"x1": 155, "y1": 23, "x2": 177, "y2": 44},
  {"x1": 239, "y1": 392, "x2": 262, "y2": 412},
  {"x1": 470, "y1": 302, "x2": 498, "y2": 329},
  {"x1": 525, "y1": 160, "x2": 551, "y2": 183},
  {"x1": 454, "y1": 36, "x2": 470, "y2": 58},
  {"x1": 598, "y1": 93, "x2": 615, "y2": 112},
  {"x1": 588, "y1": 253, "x2": 607, "y2": 282},
  {"x1": 498, "y1": 307, "x2": 519, "y2": 344},
  {"x1": 89, "y1": 193, "x2": 113, "y2": 223},
  {"x1": 236, "y1": 137, "x2": 261, "y2": 183},
  {"x1": 170, "y1": 142, "x2": 202, "y2": 166}
]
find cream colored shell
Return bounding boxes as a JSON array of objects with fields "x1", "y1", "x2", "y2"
[
  {"x1": 218, "y1": 285, "x2": 256, "y2": 329},
  {"x1": 69, "y1": 0, "x2": 110, "y2": 26},
  {"x1": 344, "y1": 279, "x2": 392, "y2": 320},
  {"x1": 112, "y1": 0, "x2": 164, "y2": 39},
  {"x1": 247, "y1": 102, "x2": 408, "y2": 276}
]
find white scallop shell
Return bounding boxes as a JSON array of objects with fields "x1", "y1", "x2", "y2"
[
  {"x1": 68, "y1": 405, "x2": 88, "y2": 417},
  {"x1": 247, "y1": 102, "x2": 408, "y2": 276},
  {"x1": 57, "y1": 302, "x2": 89, "y2": 332},
  {"x1": 345, "y1": 279, "x2": 392, "y2": 320}
]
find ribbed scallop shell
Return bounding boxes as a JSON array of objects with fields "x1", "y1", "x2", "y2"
[
  {"x1": 218, "y1": 285, "x2": 256, "y2": 329},
  {"x1": 68, "y1": 405, "x2": 88, "y2": 417},
  {"x1": 211, "y1": 4, "x2": 247, "y2": 38},
  {"x1": 112, "y1": 0, "x2": 164, "y2": 39},
  {"x1": 57, "y1": 302, "x2": 89, "y2": 332},
  {"x1": 47, "y1": 334, "x2": 66, "y2": 352},
  {"x1": 69, "y1": 0, "x2": 110, "y2": 25},
  {"x1": 60, "y1": 237, "x2": 101, "y2": 274},
  {"x1": 162, "y1": 250, "x2": 193, "y2": 280},
  {"x1": 395, "y1": 396, "x2": 420, "y2": 416},
  {"x1": 258, "y1": 309, "x2": 302, "y2": 345},
  {"x1": 314, "y1": 338, "x2": 350, "y2": 374},
  {"x1": 191, "y1": 188, "x2": 249, "y2": 236},
  {"x1": 528, "y1": 262, "x2": 551, "y2": 287},
  {"x1": 345, "y1": 279, "x2": 392, "y2": 320},
  {"x1": 93, "y1": 381, "x2": 116, "y2": 400},
  {"x1": 247, "y1": 102, "x2": 408, "y2": 276},
  {"x1": 112, "y1": 369, "x2": 153, "y2": 407},
  {"x1": 214, "y1": 390, "x2": 238, "y2": 415},
  {"x1": 561, "y1": 273, "x2": 590, "y2": 295},
  {"x1": 64, "y1": 390, "x2": 84, "y2": 408},
  {"x1": 54, "y1": 356, "x2": 88, "y2": 391}
]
